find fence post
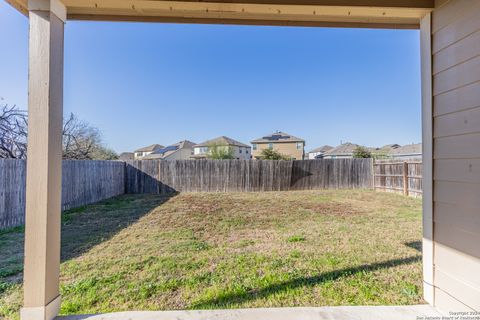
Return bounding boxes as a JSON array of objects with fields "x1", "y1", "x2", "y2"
[
  {"x1": 371, "y1": 159, "x2": 375, "y2": 190},
  {"x1": 403, "y1": 161, "x2": 409, "y2": 196}
]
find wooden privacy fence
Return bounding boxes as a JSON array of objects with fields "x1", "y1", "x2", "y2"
[
  {"x1": 0, "y1": 160, "x2": 125, "y2": 230},
  {"x1": 373, "y1": 160, "x2": 422, "y2": 197},
  {"x1": 0, "y1": 158, "x2": 373, "y2": 230},
  {"x1": 125, "y1": 158, "x2": 374, "y2": 194}
]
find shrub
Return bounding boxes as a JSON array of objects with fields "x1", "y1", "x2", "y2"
[
  {"x1": 207, "y1": 143, "x2": 235, "y2": 159},
  {"x1": 259, "y1": 148, "x2": 290, "y2": 160},
  {"x1": 352, "y1": 146, "x2": 372, "y2": 158}
]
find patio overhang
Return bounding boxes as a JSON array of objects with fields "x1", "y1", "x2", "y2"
[
  {"x1": 7, "y1": 0, "x2": 480, "y2": 319},
  {"x1": 8, "y1": 0, "x2": 433, "y2": 28}
]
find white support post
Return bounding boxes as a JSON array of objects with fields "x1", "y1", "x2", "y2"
[
  {"x1": 420, "y1": 12, "x2": 434, "y2": 307},
  {"x1": 21, "y1": 1, "x2": 65, "y2": 319}
]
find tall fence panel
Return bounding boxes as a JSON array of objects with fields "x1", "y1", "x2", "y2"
[
  {"x1": 0, "y1": 159, "x2": 126, "y2": 230},
  {"x1": 126, "y1": 159, "x2": 373, "y2": 194},
  {"x1": 373, "y1": 160, "x2": 422, "y2": 197},
  {"x1": 61, "y1": 160, "x2": 126, "y2": 210},
  {"x1": 0, "y1": 159, "x2": 26, "y2": 230},
  {"x1": 290, "y1": 158, "x2": 373, "y2": 190},
  {"x1": 126, "y1": 160, "x2": 296, "y2": 193}
]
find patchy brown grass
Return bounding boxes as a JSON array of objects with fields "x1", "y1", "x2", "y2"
[{"x1": 0, "y1": 190, "x2": 422, "y2": 319}]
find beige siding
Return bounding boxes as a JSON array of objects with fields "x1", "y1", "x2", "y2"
[
  {"x1": 432, "y1": 0, "x2": 480, "y2": 312},
  {"x1": 252, "y1": 142, "x2": 304, "y2": 160}
]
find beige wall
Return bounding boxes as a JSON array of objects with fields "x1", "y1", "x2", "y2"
[
  {"x1": 252, "y1": 142, "x2": 304, "y2": 160},
  {"x1": 431, "y1": 0, "x2": 480, "y2": 312}
]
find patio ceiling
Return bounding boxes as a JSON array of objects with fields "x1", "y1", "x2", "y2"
[{"x1": 7, "y1": 0, "x2": 433, "y2": 28}]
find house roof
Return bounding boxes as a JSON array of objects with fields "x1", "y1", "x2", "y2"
[
  {"x1": 325, "y1": 143, "x2": 360, "y2": 156},
  {"x1": 389, "y1": 143, "x2": 422, "y2": 156},
  {"x1": 194, "y1": 136, "x2": 250, "y2": 148},
  {"x1": 308, "y1": 145, "x2": 334, "y2": 154},
  {"x1": 251, "y1": 131, "x2": 305, "y2": 144},
  {"x1": 143, "y1": 140, "x2": 196, "y2": 160},
  {"x1": 118, "y1": 152, "x2": 134, "y2": 160},
  {"x1": 134, "y1": 144, "x2": 164, "y2": 153},
  {"x1": 380, "y1": 144, "x2": 401, "y2": 150}
]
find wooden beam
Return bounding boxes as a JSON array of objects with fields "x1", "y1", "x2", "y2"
[
  {"x1": 21, "y1": 1, "x2": 65, "y2": 319},
  {"x1": 62, "y1": 0, "x2": 432, "y2": 28},
  {"x1": 4, "y1": 0, "x2": 28, "y2": 16},
  {"x1": 156, "y1": 0, "x2": 435, "y2": 8}
]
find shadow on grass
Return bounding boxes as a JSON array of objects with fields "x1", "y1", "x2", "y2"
[
  {"x1": 61, "y1": 193, "x2": 177, "y2": 261},
  {"x1": 404, "y1": 241, "x2": 422, "y2": 253},
  {"x1": 0, "y1": 193, "x2": 176, "y2": 281},
  {"x1": 191, "y1": 255, "x2": 422, "y2": 309}
]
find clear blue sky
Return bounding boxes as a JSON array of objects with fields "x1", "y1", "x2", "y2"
[{"x1": 0, "y1": 2, "x2": 421, "y2": 153}]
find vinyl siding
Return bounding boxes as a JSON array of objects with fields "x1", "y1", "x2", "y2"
[
  {"x1": 251, "y1": 142, "x2": 304, "y2": 160},
  {"x1": 432, "y1": 0, "x2": 480, "y2": 312}
]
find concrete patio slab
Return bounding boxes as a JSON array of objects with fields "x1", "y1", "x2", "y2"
[{"x1": 58, "y1": 305, "x2": 441, "y2": 320}]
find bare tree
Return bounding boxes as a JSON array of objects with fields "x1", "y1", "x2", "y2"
[
  {"x1": 63, "y1": 113, "x2": 99, "y2": 159},
  {"x1": 62, "y1": 113, "x2": 118, "y2": 160},
  {"x1": 0, "y1": 105, "x2": 117, "y2": 160},
  {"x1": 0, "y1": 104, "x2": 28, "y2": 159}
]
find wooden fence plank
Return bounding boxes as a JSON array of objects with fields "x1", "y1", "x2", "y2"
[
  {"x1": 374, "y1": 160, "x2": 423, "y2": 197},
  {"x1": 0, "y1": 159, "x2": 125, "y2": 230},
  {"x1": 126, "y1": 159, "x2": 373, "y2": 194}
]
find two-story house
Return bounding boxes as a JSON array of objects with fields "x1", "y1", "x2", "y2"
[
  {"x1": 191, "y1": 136, "x2": 251, "y2": 159},
  {"x1": 251, "y1": 131, "x2": 305, "y2": 160},
  {"x1": 133, "y1": 144, "x2": 164, "y2": 160}
]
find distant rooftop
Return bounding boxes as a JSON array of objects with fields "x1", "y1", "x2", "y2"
[
  {"x1": 390, "y1": 143, "x2": 422, "y2": 156},
  {"x1": 251, "y1": 131, "x2": 305, "y2": 144},
  {"x1": 308, "y1": 145, "x2": 334, "y2": 154},
  {"x1": 134, "y1": 144, "x2": 164, "y2": 153},
  {"x1": 325, "y1": 142, "x2": 360, "y2": 156},
  {"x1": 143, "y1": 140, "x2": 196, "y2": 160},
  {"x1": 194, "y1": 136, "x2": 250, "y2": 148}
]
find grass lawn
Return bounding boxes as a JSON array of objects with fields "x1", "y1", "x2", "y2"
[{"x1": 0, "y1": 190, "x2": 423, "y2": 319}]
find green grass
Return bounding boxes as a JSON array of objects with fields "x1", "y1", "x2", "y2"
[{"x1": 0, "y1": 190, "x2": 423, "y2": 319}]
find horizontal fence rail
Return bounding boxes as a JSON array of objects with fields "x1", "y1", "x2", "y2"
[
  {"x1": 373, "y1": 160, "x2": 423, "y2": 197},
  {"x1": 0, "y1": 160, "x2": 125, "y2": 230},
  {"x1": 125, "y1": 158, "x2": 374, "y2": 194}
]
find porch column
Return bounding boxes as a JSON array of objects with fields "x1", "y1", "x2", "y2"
[
  {"x1": 21, "y1": 1, "x2": 66, "y2": 319},
  {"x1": 420, "y1": 13, "x2": 434, "y2": 306}
]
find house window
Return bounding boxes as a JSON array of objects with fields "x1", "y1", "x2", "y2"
[
  {"x1": 246, "y1": 150, "x2": 249, "y2": 154},
  {"x1": 252, "y1": 144, "x2": 257, "y2": 151},
  {"x1": 268, "y1": 143, "x2": 273, "y2": 149},
  {"x1": 197, "y1": 147, "x2": 209, "y2": 154},
  {"x1": 239, "y1": 149, "x2": 242, "y2": 153},
  {"x1": 136, "y1": 152, "x2": 143, "y2": 157},
  {"x1": 296, "y1": 142, "x2": 303, "y2": 150}
]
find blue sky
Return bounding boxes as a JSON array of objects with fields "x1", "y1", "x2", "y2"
[{"x1": 0, "y1": 2, "x2": 421, "y2": 153}]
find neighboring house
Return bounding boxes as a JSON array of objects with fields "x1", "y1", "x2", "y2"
[
  {"x1": 370, "y1": 144, "x2": 401, "y2": 159},
  {"x1": 119, "y1": 152, "x2": 134, "y2": 161},
  {"x1": 142, "y1": 140, "x2": 196, "y2": 161},
  {"x1": 191, "y1": 136, "x2": 251, "y2": 159},
  {"x1": 251, "y1": 131, "x2": 305, "y2": 160},
  {"x1": 389, "y1": 143, "x2": 422, "y2": 160},
  {"x1": 134, "y1": 144, "x2": 164, "y2": 160},
  {"x1": 308, "y1": 145, "x2": 334, "y2": 159},
  {"x1": 323, "y1": 142, "x2": 360, "y2": 159}
]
